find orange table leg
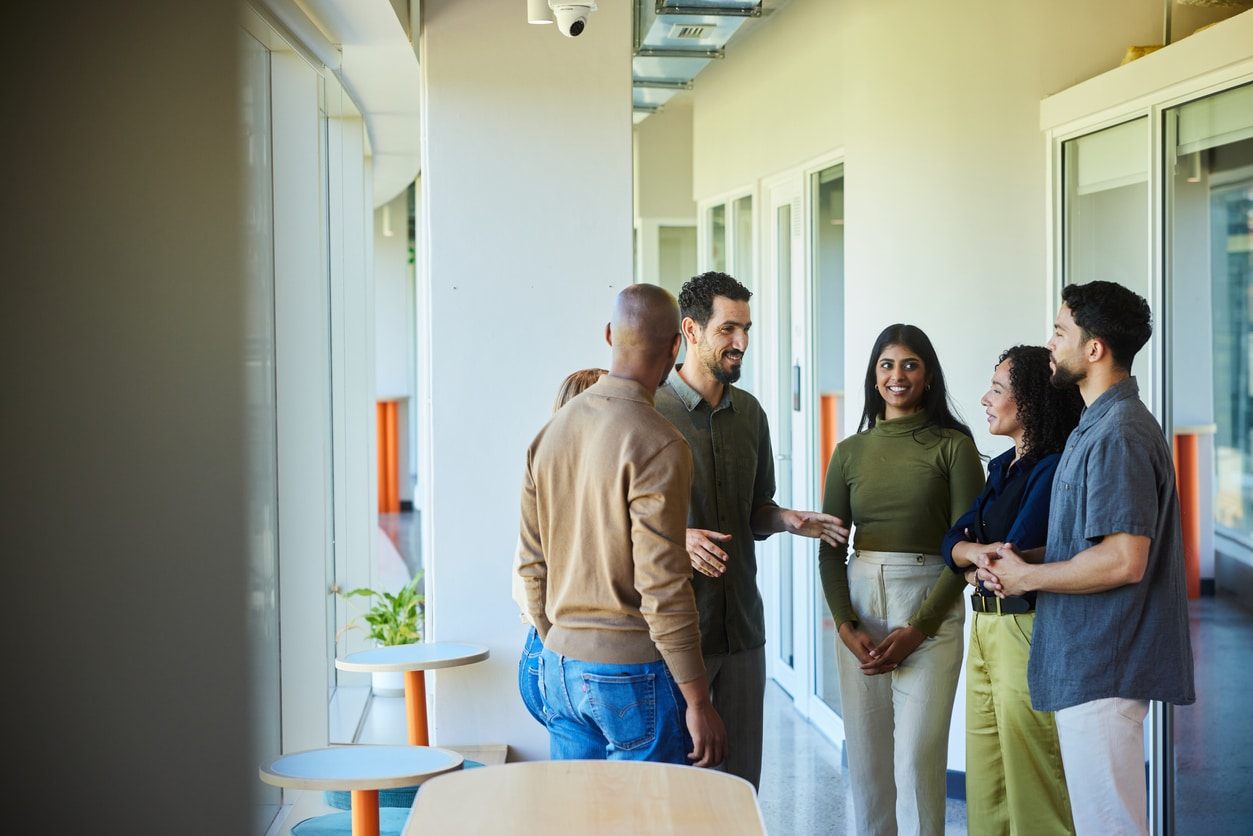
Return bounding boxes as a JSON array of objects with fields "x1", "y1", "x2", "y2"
[
  {"x1": 350, "y1": 789, "x2": 380, "y2": 836},
  {"x1": 404, "y1": 669, "x2": 429, "y2": 746}
]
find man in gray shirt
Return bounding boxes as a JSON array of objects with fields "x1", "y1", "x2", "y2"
[
  {"x1": 655, "y1": 271, "x2": 847, "y2": 790},
  {"x1": 977, "y1": 280, "x2": 1195, "y2": 835}
]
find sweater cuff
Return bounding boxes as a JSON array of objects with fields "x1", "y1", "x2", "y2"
[{"x1": 908, "y1": 570, "x2": 966, "y2": 637}]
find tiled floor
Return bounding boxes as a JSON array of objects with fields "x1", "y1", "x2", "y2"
[{"x1": 371, "y1": 511, "x2": 1252, "y2": 834}]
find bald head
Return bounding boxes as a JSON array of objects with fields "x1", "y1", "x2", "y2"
[{"x1": 605, "y1": 284, "x2": 682, "y2": 389}]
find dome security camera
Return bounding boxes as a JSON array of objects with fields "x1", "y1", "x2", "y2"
[{"x1": 549, "y1": 2, "x2": 596, "y2": 38}]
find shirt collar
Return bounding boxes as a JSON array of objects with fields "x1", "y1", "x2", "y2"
[
  {"x1": 665, "y1": 365, "x2": 736, "y2": 413},
  {"x1": 1078, "y1": 376, "x2": 1140, "y2": 429},
  {"x1": 592, "y1": 373, "x2": 656, "y2": 406}
]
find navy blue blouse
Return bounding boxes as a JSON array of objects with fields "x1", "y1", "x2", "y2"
[{"x1": 941, "y1": 447, "x2": 1062, "y2": 607}]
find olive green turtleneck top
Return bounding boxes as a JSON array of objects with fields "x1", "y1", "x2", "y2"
[{"x1": 818, "y1": 410, "x2": 985, "y2": 636}]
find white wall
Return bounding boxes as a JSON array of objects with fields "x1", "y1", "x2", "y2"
[
  {"x1": 635, "y1": 95, "x2": 697, "y2": 220},
  {"x1": 419, "y1": 0, "x2": 634, "y2": 761}
]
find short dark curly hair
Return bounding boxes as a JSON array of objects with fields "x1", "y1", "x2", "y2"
[
  {"x1": 677, "y1": 271, "x2": 752, "y2": 326},
  {"x1": 1000, "y1": 345, "x2": 1084, "y2": 462},
  {"x1": 1061, "y1": 280, "x2": 1152, "y2": 372}
]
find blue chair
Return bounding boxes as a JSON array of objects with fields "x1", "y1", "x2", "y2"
[{"x1": 291, "y1": 806, "x2": 411, "y2": 836}]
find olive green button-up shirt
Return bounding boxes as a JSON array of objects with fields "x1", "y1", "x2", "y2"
[{"x1": 655, "y1": 367, "x2": 779, "y2": 655}]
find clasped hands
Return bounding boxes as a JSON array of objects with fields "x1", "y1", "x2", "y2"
[
  {"x1": 967, "y1": 541, "x2": 1030, "y2": 598},
  {"x1": 838, "y1": 621, "x2": 925, "y2": 676}
]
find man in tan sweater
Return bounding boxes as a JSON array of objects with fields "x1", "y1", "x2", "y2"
[{"x1": 516, "y1": 284, "x2": 726, "y2": 767}]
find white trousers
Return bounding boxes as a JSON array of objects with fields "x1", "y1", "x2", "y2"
[
  {"x1": 1055, "y1": 697, "x2": 1149, "y2": 836},
  {"x1": 836, "y1": 551, "x2": 965, "y2": 836}
]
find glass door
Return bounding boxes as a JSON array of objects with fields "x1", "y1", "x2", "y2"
[
  {"x1": 1163, "y1": 81, "x2": 1253, "y2": 832},
  {"x1": 810, "y1": 163, "x2": 845, "y2": 720},
  {"x1": 763, "y1": 176, "x2": 805, "y2": 697}
]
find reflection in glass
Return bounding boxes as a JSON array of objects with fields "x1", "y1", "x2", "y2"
[
  {"x1": 710, "y1": 203, "x2": 726, "y2": 272},
  {"x1": 1165, "y1": 81, "x2": 1253, "y2": 830},
  {"x1": 731, "y1": 195, "x2": 754, "y2": 389},
  {"x1": 240, "y1": 28, "x2": 282, "y2": 826},
  {"x1": 734, "y1": 195, "x2": 753, "y2": 286}
]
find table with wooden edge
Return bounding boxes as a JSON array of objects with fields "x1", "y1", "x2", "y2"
[{"x1": 335, "y1": 642, "x2": 490, "y2": 746}]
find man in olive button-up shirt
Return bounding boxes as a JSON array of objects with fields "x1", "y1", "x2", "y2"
[{"x1": 655, "y1": 272, "x2": 847, "y2": 790}]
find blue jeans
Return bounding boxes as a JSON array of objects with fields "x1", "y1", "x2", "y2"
[
  {"x1": 517, "y1": 626, "x2": 547, "y2": 726},
  {"x1": 538, "y1": 647, "x2": 691, "y2": 764}
]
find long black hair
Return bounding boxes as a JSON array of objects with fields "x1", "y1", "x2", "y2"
[
  {"x1": 859, "y1": 323, "x2": 974, "y2": 440},
  {"x1": 999, "y1": 345, "x2": 1083, "y2": 462}
]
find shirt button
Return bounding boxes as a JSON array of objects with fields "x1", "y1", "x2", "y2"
[{"x1": 916, "y1": 555, "x2": 924, "y2": 563}]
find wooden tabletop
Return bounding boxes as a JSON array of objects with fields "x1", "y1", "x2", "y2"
[
  {"x1": 259, "y1": 745, "x2": 464, "y2": 791},
  {"x1": 407, "y1": 760, "x2": 767, "y2": 834},
  {"x1": 335, "y1": 642, "x2": 490, "y2": 674}
]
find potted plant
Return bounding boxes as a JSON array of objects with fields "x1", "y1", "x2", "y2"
[{"x1": 338, "y1": 570, "x2": 424, "y2": 695}]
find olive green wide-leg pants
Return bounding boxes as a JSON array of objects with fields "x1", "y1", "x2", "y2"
[{"x1": 964, "y1": 611, "x2": 1074, "y2": 836}]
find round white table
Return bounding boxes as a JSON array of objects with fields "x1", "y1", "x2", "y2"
[
  {"x1": 335, "y1": 642, "x2": 490, "y2": 745},
  {"x1": 260, "y1": 745, "x2": 463, "y2": 836}
]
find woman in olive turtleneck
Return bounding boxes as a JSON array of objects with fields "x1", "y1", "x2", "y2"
[{"x1": 819, "y1": 323, "x2": 984, "y2": 836}]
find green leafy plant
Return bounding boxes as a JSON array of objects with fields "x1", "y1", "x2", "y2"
[{"x1": 339, "y1": 570, "x2": 425, "y2": 646}]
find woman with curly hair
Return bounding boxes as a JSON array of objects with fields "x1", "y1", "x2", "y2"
[
  {"x1": 819, "y1": 324, "x2": 985, "y2": 835},
  {"x1": 942, "y1": 345, "x2": 1084, "y2": 835}
]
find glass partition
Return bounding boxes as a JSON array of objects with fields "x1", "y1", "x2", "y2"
[
  {"x1": 709, "y1": 203, "x2": 727, "y2": 272},
  {"x1": 812, "y1": 163, "x2": 845, "y2": 717},
  {"x1": 240, "y1": 26, "x2": 281, "y2": 826},
  {"x1": 734, "y1": 194, "x2": 754, "y2": 286},
  {"x1": 1164, "y1": 81, "x2": 1253, "y2": 831},
  {"x1": 774, "y1": 201, "x2": 795, "y2": 672}
]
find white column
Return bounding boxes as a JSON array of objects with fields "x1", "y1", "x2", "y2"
[{"x1": 419, "y1": 0, "x2": 634, "y2": 760}]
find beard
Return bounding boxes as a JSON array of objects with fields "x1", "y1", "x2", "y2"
[
  {"x1": 1050, "y1": 358, "x2": 1084, "y2": 390},
  {"x1": 712, "y1": 362, "x2": 742, "y2": 386},
  {"x1": 701, "y1": 343, "x2": 743, "y2": 385}
]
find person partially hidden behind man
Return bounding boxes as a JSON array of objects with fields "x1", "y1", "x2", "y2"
[
  {"x1": 515, "y1": 283, "x2": 727, "y2": 767},
  {"x1": 976, "y1": 280, "x2": 1195, "y2": 836}
]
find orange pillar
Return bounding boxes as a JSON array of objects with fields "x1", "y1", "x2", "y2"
[
  {"x1": 1172, "y1": 431, "x2": 1202, "y2": 600},
  {"x1": 378, "y1": 401, "x2": 400, "y2": 514},
  {"x1": 385, "y1": 402, "x2": 399, "y2": 513},
  {"x1": 820, "y1": 394, "x2": 840, "y2": 495}
]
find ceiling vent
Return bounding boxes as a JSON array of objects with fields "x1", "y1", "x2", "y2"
[{"x1": 668, "y1": 23, "x2": 715, "y2": 39}]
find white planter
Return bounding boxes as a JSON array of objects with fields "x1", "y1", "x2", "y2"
[{"x1": 371, "y1": 670, "x2": 405, "y2": 697}]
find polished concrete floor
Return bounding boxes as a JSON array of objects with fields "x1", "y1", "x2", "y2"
[{"x1": 377, "y1": 511, "x2": 1252, "y2": 834}]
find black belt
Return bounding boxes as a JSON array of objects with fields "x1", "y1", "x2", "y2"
[{"x1": 970, "y1": 594, "x2": 1033, "y2": 615}]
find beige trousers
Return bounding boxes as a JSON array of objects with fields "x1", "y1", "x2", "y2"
[{"x1": 836, "y1": 551, "x2": 965, "y2": 836}]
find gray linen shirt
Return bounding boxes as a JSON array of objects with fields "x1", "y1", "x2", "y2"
[
  {"x1": 655, "y1": 367, "x2": 779, "y2": 655},
  {"x1": 1028, "y1": 377, "x2": 1196, "y2": 711}
]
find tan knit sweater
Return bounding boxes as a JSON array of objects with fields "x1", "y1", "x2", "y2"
[{"x1": 516, "y1": 374, "x2": 704, "y2": 684}]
